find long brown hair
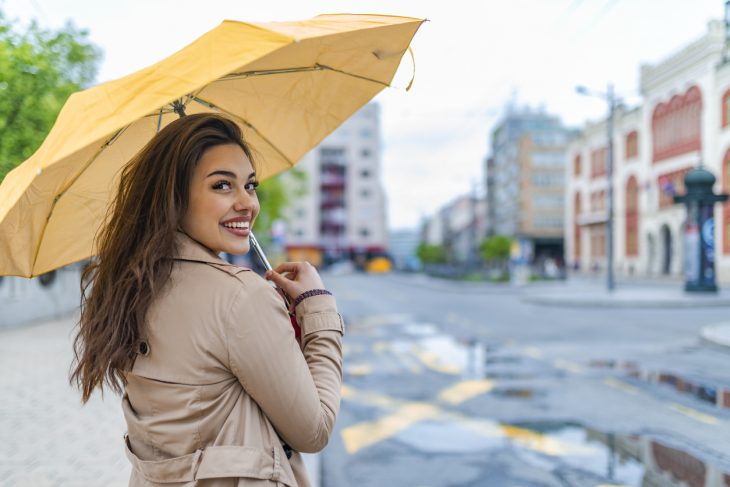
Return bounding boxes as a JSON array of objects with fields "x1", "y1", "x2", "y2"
[{"x1": 71, "y1": 113, "x2": 254, "y2": 402}]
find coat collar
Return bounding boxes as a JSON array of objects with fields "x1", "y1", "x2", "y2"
[{"x1": 173, "y1": 231, "x2": 232, "y2": 266}]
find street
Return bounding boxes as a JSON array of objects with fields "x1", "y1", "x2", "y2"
[
  {"x1": 2, "y1": 273, "x2": 730, "y2": 486},
  {"x1": 322, "y1": 273, "x2": 730, "y2": 487}
]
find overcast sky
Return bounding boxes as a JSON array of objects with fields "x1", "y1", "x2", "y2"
[{"x1": 4, "y1": 0, "x2": 725, "y2": 229}]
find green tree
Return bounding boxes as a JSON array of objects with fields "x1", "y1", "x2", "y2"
[
  {"x1": 0, "y1": 8, "x2": 101, "y2": 181},
  {"x1": 479, "y1": 235, "x2": 512, "y2": 261},
  {"x1": 416, "y1": 242, "x2": 447, "y2": 264},
  {"x1": 255, "y1": 169, "x2": 307, "y2": 247}
]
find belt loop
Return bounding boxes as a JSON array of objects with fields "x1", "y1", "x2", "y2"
[{"x1": 191, "y1": 449, "x2": 204, "y2": 481}]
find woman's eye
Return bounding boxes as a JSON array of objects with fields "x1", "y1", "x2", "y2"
[
  {"x1": 212, "y1": 180, "x2": 232, "y2": 190},
  {"x1": 245, "y1": 181, "x2": 259, "y2": 192}
]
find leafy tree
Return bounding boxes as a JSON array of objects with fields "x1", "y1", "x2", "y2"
[
  {"x1": 255, "y1": 169, "x2": 307, "y2": 247},
  {"x1": 416, "y1": 243, "x2": 447, "y2": 264},
  {"x1": 0, "y1": 8, "x2": 101, "y2": 182},
  {"x1": 479, "y1": 235, "x2": 512, "y2": 262}
]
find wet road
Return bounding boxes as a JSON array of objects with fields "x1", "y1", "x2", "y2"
[{"x1": 321, "y1": 273, "x2": 730, "y2": 487}]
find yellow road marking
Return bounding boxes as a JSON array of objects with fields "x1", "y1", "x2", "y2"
[
  {"x1": 438, "y1": 380, "x2": 495, "y2": 405},
  {"x1": 604, "y1": 378, "x2": 639, "y2": 395},
  {"x1": 523, "y1": 347, "x2": 544, "y2": 359},
  {"x1": 341, "y1": 403, "x2": 441, "y2": 454},
  {"x1": 553, "y1": 359, "x2": 583, "y2": 373},
  {"x1": 670, "y1": 404, "x2": 720, "y2": 425},
  {"x1": 347, "y1": 363, "x2": 372, "y2": 377},
  {"x1": 340, "y1": 384, "x2": 599, "y2": 456},
  {"x1": 412, "y1": 346, "x2": 461, "y2": 375}
]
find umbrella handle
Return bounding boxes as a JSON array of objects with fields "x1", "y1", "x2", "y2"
[{"x1": 249, "y1": 232, "x2": 293, "y2": 310}]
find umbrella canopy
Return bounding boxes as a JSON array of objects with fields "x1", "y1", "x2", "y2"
[{"x1": 0, "y1": 14, "x2": 424, "y2": 277}]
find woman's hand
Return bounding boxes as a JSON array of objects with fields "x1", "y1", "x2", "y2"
[{"x1": 265, "y1": 262, "x2": 326, "y2": 303}]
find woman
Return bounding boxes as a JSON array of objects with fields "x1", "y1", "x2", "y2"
[{"x1": 71, "y1": 114, "x2": 344, "y2": 487}]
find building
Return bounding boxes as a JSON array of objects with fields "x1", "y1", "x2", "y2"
[
  {"x1": 566, "y1": 20, "x2": 730, "y2": 281},
  {"x1": 420, "y1": 193, "x2": 487, "y2": 264},
  {"x1": 283, "y1": 103, "x2": 387, "y2": 266},
  {"x1": 486, "y1": 106, "x2": 576, "y2": 267}
]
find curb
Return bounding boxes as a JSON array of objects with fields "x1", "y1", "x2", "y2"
[{"x1": 521, "y1": 291, "x2": 730, "y2": 308}]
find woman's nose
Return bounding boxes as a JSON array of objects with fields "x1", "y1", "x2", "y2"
[{"x1": 233, "y1": 190, "x2": 257, "y2": 212}]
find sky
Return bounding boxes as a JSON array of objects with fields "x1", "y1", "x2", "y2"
[{"x1": 3, "y1": 0, "x2": 726, "y2": 230}]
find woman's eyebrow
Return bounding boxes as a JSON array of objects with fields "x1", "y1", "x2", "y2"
[
  {"x1": 206, "y1": 169, "x2": 237, "y2": 179},
  {"x1": 248, "y1": 171, "x2": 256, "y2": 180}
]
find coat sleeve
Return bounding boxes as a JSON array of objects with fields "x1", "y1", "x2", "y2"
[{"x1": 224, "y1": 277, "x2": 344, "y2": 453}]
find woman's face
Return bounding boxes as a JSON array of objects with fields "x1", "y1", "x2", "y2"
[{"x1": 180, "y1": 143, "x2": 259, "y2": 255}]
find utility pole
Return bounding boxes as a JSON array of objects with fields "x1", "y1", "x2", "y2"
[
  {"x1": 606, "y1": 83, "x2": 615, "y2": 292},
  {"x1": 576, "y1": 83, "x2": 617, "y2": 292}
]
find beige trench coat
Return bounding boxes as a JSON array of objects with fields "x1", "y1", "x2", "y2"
[{"x1": 122, "y1": 232, "x2": 344, "y2": 487}]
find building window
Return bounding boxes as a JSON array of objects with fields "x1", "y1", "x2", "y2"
[
  {"x1": 625, "y1": 176, "x2": 639, "y2": 257},
  {"x1": 360, "y1": 188, "x2": 371, "y2": 198},
  {"x1": 359, "y1": 228, "x2": 370, "y2": 237},
  {"x1": 360, "y1": 169, "x2": 371, "y2": 178},
  {"x1": 590, "y1": 147, "x2": 607, "y2": 178},
  {"x1": 625, "y1": 131, "x2": 638, "y2": 160},
  {"x1": 722, "y1": 89, "x2": 730, "y2": 128},
  {"x1": 361, "y1": 149, "x2": 371, "y2": 158},
  {"x1": 590, "y1": 190, "x2": 606, "y2": 212},
  {"x1": 590, "y1": 225, "x2": 606, "y2": 258},
  {"x1": 652, "y1": 85, "x2": 702, "y2": 163},
  {"x1": 574, "y1": 154, "x2": 581, "y2": 176},
  {"x1": 657, "y1": 166, "x2": 692, "y2": 209}
]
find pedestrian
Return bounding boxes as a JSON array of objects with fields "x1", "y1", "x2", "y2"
[{"x1": 70, "y1": 113, "x2": 344, "y2": 487}]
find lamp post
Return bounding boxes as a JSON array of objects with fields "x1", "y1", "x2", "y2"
[{"x1": 576, "y1": 83, "x2": 617, "y2": 292}]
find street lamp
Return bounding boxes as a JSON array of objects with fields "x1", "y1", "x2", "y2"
[{"x1": 576, "y1": 83, "x2": 617, "y2": 292}]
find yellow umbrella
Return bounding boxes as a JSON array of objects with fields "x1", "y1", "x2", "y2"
[{"x1": 0, "y1": 14, "x2": 424, "y2": 277}]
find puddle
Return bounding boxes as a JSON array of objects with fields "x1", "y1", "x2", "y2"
[
  {"x1": 396, "y1": 419, "x2": 730, "y2": 486},
  {"x1": 590, "y1": 359, "x2": 730, "y2": 410},
  {"x1": 414, "y1": 335, "x2": 486, "y2": 377},
  {"x1": 492, "y1": 387, "x2": 536, "y2": 398}
]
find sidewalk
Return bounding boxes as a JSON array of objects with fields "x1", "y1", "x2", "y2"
[
  {"x1": 520, "y1": 279, "x2": 730, "y2": 308},
  {"x1": 701, "y1": 323, "x2": 730, "y2": 352},
  {"x1": 0, "y1": 314, "x2": 321, "y2": 487}
]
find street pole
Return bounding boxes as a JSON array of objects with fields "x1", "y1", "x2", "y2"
[{"x1": 606, "y1": 83, "x2": 615, "y2": 292}]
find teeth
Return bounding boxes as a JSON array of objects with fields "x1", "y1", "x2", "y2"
[{"x1": 223, "y1": 221, "x2": 249, "y2": 229}]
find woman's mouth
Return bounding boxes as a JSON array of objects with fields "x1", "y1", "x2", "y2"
[{"x1": 221, "y1": 219, "x2": 250, "y2": 237}]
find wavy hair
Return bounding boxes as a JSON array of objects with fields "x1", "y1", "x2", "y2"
[{"x1": 71, "y1": 113, "x2": 254, "y2": 402}]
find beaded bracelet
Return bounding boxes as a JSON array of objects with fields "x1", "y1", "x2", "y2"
[{"x1": 294, "y1": 289, "x2": 332, "y2": 308}]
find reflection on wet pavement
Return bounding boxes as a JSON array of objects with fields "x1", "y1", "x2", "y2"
[
  {"x1": 341, "y1": 314, "x2": 730, "y2": 486},
  {"x1": 589, "y1": 359, "x2": 730, "y2": 410}
]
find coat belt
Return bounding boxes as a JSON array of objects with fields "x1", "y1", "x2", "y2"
[{"x1": 124, "y1": 436, "x2": 294, "y2": 485}]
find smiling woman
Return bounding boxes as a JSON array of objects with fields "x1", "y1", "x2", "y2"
[
  {"x1": 180, "y1": 143, "x2": 260, "y2": 255},
  {"x1": 70, "y1": 113, "x2": 345, "y2": 487}
]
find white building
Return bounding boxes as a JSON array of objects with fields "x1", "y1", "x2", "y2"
[
  {"x1": 566, "y1": 20, "x2": 730, "y2": 281},
  {"x1": 283, "y1": 103, "x2": 387, "y2": 266}
]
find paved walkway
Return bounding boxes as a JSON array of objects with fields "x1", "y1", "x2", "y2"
[
  {"x1": 0, "y1": 315, "x2": 129, "y2": 487},
  {"x1": 0, "y1": 315, "x2": 320, "y2": 487}
]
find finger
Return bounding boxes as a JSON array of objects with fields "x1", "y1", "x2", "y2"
[
  {"x1": 272, "y1": 262, "x2": 301, "y2": 274},
  {"x1": 265, "y1": 270, "x2": 291, "y2": 289}
]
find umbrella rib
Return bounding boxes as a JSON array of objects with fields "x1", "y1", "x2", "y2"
[
  {"x1": 190, "y1": 96, "x2": 295, "y2": 168},
  {"x1": 30, "y1": 126, "x2": 129, "y2": 273},
  {"x1": 219, "y1": 64, "x2": 390, "y2": 88}
]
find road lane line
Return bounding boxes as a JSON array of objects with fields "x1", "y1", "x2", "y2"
[
  {"x1": 340, "y1": 385, "x2": 601, "y2": 457},
  {"x1": 604, "y1": 378, "x2": 639, "y2": 395},
  {"x1": 340, "y1": 403, "x2": 441, "y2": 454},
  {"x1": 438, "y1": 380, "x2": 495, "y2": 405},
  {"x1": 670, "y1": 403, "x2": 720, "y2": 425},
  {"x1": 346, "y1": 363, "x2": 372, "y2": 377}
]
